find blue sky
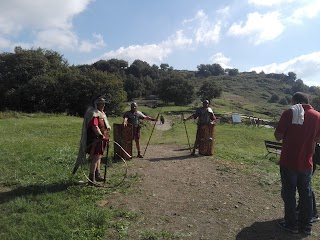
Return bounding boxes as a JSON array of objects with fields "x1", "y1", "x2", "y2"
[{"x1": 1, "y1": 0, "x2": 320, "y2": 86}]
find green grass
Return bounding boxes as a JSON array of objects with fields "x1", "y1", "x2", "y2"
[{"x1": 0, "y1": 111, "x2": 314, "y2": 239}]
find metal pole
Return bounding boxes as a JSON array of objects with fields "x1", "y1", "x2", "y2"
[{"x1": 182, "y1": 113, "x2": 192, "y2": 153}]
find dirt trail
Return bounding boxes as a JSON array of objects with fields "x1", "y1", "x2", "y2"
[{"x1": 106, "y1": 143, "x2": 320, "y2": 240}]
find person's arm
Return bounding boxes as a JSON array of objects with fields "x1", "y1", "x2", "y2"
[
  {"x1": 210, "y1": 111, "x2": 216, "y2": 123},
  {"x1": 136, "y1": 111, "x2": 156, "y2": 122},
  {"x1": 144, "y1": 116, "x2": 157, "y2": 121},
  {"x1": 274, "y1": 131, "x2": 283, "y2": 141},
  {"x1": 105, "y1": 117, "x2": 111, "y2": 130},
  {"x1": 184, "y1": 114, "x2": 195, "y2": 121},
  {"x1": 274, "y1": 110, "x2": 290, "y2": 141},
  {"x1": 123, "y1": 117, "x2": 129, "y2": 127}
]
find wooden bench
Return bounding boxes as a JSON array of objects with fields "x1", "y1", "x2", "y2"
[{"x1": 264, "y1": 140, "x2": 282, "y2": 157}]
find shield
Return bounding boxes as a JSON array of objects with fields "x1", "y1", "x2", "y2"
[
  {"x1": 198, "y1": 123, "x2": 216, "y2": 156},
  {"x1": 113, "y1": 123, "x2": 133, "y2": 160}
]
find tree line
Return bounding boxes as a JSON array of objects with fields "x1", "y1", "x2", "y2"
[
  {"x1": 1, "y1": 47, "x2": 319, "y2": 116},
  {"x1": 0, "y1": 47, "x2": 223, "y2": 116}
]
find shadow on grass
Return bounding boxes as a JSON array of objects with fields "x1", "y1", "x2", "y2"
[
  {"x1": 236, "y1": 219, "x2": 307, "y2": 240},
  {"x1": 0, "y1": 180, "x2": 78, "y2": 204}
]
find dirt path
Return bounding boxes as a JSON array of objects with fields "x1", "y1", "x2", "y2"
[
  {"x1": 106, "y1": 142, "x2": 320, "y2": 239},
  {"x1": 155, "y1": 119, "x2": 172, "y2": 131}
]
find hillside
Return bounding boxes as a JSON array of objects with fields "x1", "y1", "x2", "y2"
[{"x1": 189, "y1": 72, "x2": 318, "y2": 120}]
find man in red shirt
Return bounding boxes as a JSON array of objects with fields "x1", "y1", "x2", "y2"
[{"x1": 275, "y1": 92, "x2": 320, "y2": 235}]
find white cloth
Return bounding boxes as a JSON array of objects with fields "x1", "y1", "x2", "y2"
[{"x1": 290, "y1": 104, "x2": 305, "y2": 125}]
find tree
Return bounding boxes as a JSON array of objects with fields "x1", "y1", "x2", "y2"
[
  {"x1": 287, "y1": 71, "x2": 297, "y2": 81},
  {"x1": 269, "y1": 94, "x2": 279, "y2": 103},
  {"x1": 309, "y1": 86, "x2": 320, "y2": 95},
  {"x1": 196, "y1": 64, "x2": 211, "y2": 77},
  {"x1": 196, "y1": 63, "x2": 225, "y2": 77},
  {"x1": 126, "y1": 59, "x2": 151, "y2": 78},
  {"x1": 93, "y1": 59, "x2": 128, "y2": 74},
  {"x1": 0, "y1": 47, "x2": 68, "y2": 111},
  {"x1": 124, "y1": 74, "x2": 145, "y2": 100},
  {"x1": 208, "y1": 63, "x2": 225, "y2": 76},
  {"x1": 158, "y1": 74, "x2": 194, "y2": 105},
  {"x1": 160, "y1": 63, "x2": 169, "y2": 70},
  {"x1": 197, "y1": 80, "x2": 222, "y2": 101},
  {"x1": 279, "y1": 97, "x2": 288, "y2": 105},
  {"x1": 311, "y1": 96, "x2": 320, "y2": 112},
  {"x1": 226, "y1": 68, "x2": 239, "y2": 76},
  {"x1": 291, "y1": 79, "x2": 307, "y2": 94}
]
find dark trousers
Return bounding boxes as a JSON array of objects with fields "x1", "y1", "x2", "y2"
[
  {"x1": 280, "y1": 166, "x2": 313, "y2": 227},
  {"x1": 296, "y1": 164, "x2": 318, "y2": 217}
]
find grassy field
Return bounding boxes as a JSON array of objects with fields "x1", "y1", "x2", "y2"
[{"x1": 0, "y1": 110, "x2": 317, "y2": 239}]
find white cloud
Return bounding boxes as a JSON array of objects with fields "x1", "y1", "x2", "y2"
[
  {"x1": 287, "y1": 0, "x2": 320, "y2": 24},
  {"x1": 195, "y1": 11, "x2": 221, "y2": 44},
  {"x1": 0, "y1": 36, "x2": 11, "y2": 49},
  {"x1": 97, "y1": 30, "x2": 192, "y2": 65},
  {"x1": 33, "y1": 30, "x2": 105, "y2": 52},
  {"x1": 97, "y1": 44, "x2": 172, "y2": 65},
  {"x1": 228, "y1": 11, "x2": 284, "y2": 45},
  {"x1": 79, "y1": 34, "x2": 105, "y2": 53},
  {"x1": 209, "y1": 53, "x2": 232, "y2": 69},
  {"x1": 248, "y1": 0, "x2": 295, "y2": 7},
  {"x1": 34, "y1": 29, "x2": 78, "y2": 50},
  {"x1": 249, "y1": 51, "x2": 320, "y2": 86},
  {"x1": 0, "y1": 0, "x2": 92, "y2": 34},
  {"x1": 183, "y1": 10, "x2": 221, "y2": 45},
  {"x1": 163, "y1": 30, "x2": 193, "y2": 48},
  {"x1": 0, "y1": 0, "x2": 104, "y2": 53},
  {"x1": 217, "y1": 6, "x2": 230, "y2": 16}
]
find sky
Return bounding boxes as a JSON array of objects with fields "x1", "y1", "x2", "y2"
[{"x1": 0, "y1": 0, "x2": 320, "y2": 86}]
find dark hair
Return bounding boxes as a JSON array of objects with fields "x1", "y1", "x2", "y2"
[{"x1": 292, "y1": 92, "x2": 309, "y2": 104}]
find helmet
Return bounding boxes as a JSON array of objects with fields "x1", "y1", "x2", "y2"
[
  {"x1": 131, "y1": 102, "x2": 138, "y2": 108},
  {"x1": 96, "y1": 97, "x2": 106, "y2": 104},
  {"x1": 92, "y1": 95, "x2": 106, "y2": 106}
]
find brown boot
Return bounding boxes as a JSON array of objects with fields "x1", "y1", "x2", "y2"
[{"x1": 95, "y1": 169, "x2": 104, "y2": 182}]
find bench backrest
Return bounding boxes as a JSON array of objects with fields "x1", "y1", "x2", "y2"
[{"x1": 264, "y1": 140, "x2": 282, "y2": 150}]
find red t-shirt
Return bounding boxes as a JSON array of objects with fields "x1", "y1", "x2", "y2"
[
  {"x1": 276, "y1": 104, "x2": 320, "y2": 171},
  {"x1": 88, "y1": 117, "x2": 99, "y2": 128},
  {"x1": 87, "y1": 117, "x2": 106, "y2": 155}
]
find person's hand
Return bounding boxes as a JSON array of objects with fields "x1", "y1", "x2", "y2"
[
  {"x1": 96, "y1": 134, "x2": 104, "y2": 139},
  {"x1": 123, "y1": 122, "x2": 127, "y2": 127}
]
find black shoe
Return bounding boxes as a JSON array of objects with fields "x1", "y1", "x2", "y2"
[
  {"x1": 137, "y1": 154, "x2": 143, "y2": 158},
  {"x1": 301, "y1": 225, "x2": 312, "y2": 235},
  {"x1": 95, "y1": 173, "x2": 105, "y2": 182},
  {"x1": 277, "y1": 221, "x2": 299, "y2": 234},
  {"x1": 312, "y1": 215, "x2": 320, "y2": 223}
]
